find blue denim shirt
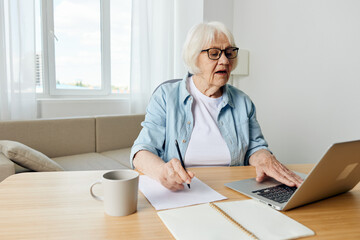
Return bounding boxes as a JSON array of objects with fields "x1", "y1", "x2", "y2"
[{"x1": 130, "y1": 74, "x2": 270, "y2": 168}]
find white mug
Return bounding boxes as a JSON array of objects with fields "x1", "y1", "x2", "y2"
[{"x1": 90, "y1": 170, "x2": 139, "y2": 217}]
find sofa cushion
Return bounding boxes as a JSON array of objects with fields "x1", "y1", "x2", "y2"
[
  {"x1": 52, "y1": 153, "x2": 128, "y2": 171},
  {"x1": 14, "y1": 163, "x2": 32, "y2": 173},
  {"x1": 95, "y1": 114, "x2": 144, "y2": 152},
  {"x1": 100, "y1": 148, "x2": 132, "y2": 169},
  {"x1": 0, "y1": 153, "x2": 16, "y2": 182},
  {"x1": 0, "y1": 117, "x2": 96, "y2": 158},
  {"x1": 0, "y1": 140, "x2": 64, "y2": 172}
]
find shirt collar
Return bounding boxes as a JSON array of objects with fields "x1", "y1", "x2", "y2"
[{"x1": 180, "y1": 73, "x2": 192, "y2": 103}]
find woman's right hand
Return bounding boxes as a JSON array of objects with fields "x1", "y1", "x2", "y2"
[
  {"x1": 133, "y1": 150, "x2": 194, "y2": 191},
  {"x1": 157, "y1": 158, "x2": 195, "y2": 191}
]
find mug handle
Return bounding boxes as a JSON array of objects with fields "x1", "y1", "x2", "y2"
[{"x1": 90, "y1": 181, "x2": 104, "y2": 201}]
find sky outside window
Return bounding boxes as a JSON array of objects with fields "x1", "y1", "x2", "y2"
[
  {"x1": 54, "y1": 0, "x2": 102, "y2": 90},
  {"x1": 35, "y1": 0, "x2": 132, "y2": 94},
  {"x1": 110, "y1": 0, "x2": 132, "y2": 93}
]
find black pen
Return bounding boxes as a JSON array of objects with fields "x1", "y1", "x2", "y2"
[{"x1": 175, "y1": 140, "x2": 190, "y2": 189}]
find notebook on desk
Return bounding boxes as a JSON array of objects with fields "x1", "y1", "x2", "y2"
[
  {"x1": 225, "y1": 140, "x2": 360, "y2": 211},
  {"x1": 157, "y1": 200, "x2": 315, "y2": 240}
]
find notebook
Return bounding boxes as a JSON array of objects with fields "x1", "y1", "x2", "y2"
[
  {"x1": 157, "y1": 200, "x2": 315, "y2": 240},
  {"x1": 225, "y1": 140, "x2": 360, "y2": 210}
]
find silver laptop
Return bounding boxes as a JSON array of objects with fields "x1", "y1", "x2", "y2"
[{"x1": 225, "y1": 140, "x2": 360, "y2": 211}]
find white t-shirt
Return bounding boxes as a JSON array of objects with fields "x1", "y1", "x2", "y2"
[{"x1": 184, "y1": 77, "x2": 231, "y2": 167}]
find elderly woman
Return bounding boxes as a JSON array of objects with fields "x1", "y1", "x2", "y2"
[{"x1": 130, "y1": 22, "x2": 302, "y2": 191}]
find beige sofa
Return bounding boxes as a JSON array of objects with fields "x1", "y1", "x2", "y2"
[{"x1": 0, "y1": 114, "x2": 144, "y2": 182}]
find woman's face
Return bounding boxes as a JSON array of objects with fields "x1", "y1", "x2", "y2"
[{"x1": 195, "y1": 33, "x2": 236, "y2": 92}]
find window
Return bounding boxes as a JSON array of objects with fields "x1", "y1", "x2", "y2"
[{"x1": 36, "y1": 0, "x2": 132, "y2": 97}]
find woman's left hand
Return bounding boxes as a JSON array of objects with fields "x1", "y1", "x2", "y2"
[{"x1": 249, "y1": 149, "x2": 303, "y2": 187}]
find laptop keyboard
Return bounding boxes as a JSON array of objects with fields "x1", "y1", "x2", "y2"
[{"x1": 252, "y1": 184, "x2": 297, "y2": 203}]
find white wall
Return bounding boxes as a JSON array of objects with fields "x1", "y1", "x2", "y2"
[
  {"x1": 232, "y1": 0, "x2": 360, "y2": 164},
  {"x1": 203, "y1": 0, "x2": 234, "y2": 31}
]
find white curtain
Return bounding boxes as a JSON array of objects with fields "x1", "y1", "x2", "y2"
[
  {"x1": 130, "y1": 0, "x2": 174, "y2": 114},
  {"x1": 0, "y1": 0, "x2": 37, "y2": 120},
  {"x1": 130, "y1": 0, "x2": 203, "y2": 114}
]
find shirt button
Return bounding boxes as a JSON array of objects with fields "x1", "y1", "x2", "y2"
[
  {"x1": 187, "y1": 121, "x2": 191, "y2": 125},
  {"x1": 182, "y1": 139, "x2": 186, "y2": 143}
]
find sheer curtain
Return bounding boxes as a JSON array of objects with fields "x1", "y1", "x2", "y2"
[
  {"x1": 130, "y1": 0, "x2": 202, "y2": 114},
  {"x1": 0, "y1": 0, "x2": 37, "y2": 120}
]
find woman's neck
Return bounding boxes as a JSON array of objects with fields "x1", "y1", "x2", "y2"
[{"x1": 192, "y1": 75, "x2": 223, "y2": 98}]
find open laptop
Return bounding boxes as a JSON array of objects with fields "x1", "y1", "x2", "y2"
[{"x1": 225, "y1": 140, "x2": 360, "y2": 211}]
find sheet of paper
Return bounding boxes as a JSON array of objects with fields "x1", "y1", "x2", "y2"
[
  {"x1": 139, "y1": 176, "x2": 227, "y2": 210},
  {"x1": 158, "y1": 200, "x2": 315, "y2": 240}
]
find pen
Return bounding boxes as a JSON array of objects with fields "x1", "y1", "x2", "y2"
[{"x1": 175, "y1": 140, "x2": 190, "y2": 189}]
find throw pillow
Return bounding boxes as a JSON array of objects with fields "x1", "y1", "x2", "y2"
[{"x1": 0, "y1": 140, "x2": 64, "y2": 172}]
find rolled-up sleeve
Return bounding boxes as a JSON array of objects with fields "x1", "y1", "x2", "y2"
[{"x1": 130, "y1": 87, "x2": 167, "y2": 169}]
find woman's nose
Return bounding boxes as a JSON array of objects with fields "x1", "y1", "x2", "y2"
[{"x1": 218, "y1": 52, "x2": 230, "y2": 64}]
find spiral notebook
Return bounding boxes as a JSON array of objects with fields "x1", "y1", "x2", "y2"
[{"x1": 157, "y1": 200, "x2": 315, "y2": 240}]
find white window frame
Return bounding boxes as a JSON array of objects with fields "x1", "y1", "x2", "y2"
[{"x1": 41, "y1": 0, "x2": 112, "y2": 96}]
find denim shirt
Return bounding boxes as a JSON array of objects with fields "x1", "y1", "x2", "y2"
[{"x1": 130, "y1": 74, "x2": 270, "y2": 168}]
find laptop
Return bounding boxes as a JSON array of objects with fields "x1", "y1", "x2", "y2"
[{"x1": 225, "y1": 140, "x2": 360, "y2": 211}]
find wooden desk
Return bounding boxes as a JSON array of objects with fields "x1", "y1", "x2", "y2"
[{"x1": 0, "y1": 165, "x2": 359, "y2": 239}]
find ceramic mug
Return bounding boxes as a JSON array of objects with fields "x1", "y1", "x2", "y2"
[{"x1": 90, "y1": 170, "x2": 139, "y2": 216}]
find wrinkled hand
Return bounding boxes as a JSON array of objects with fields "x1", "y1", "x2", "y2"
[
  {"x1": 157, "y1": 158, "x2": 195, "y2": 191},
  {"x1": 249, "y1": 149, "x2": 303, "y2": 187}
]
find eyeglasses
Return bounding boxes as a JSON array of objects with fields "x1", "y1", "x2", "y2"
[{"x1": 201, "y1": 47, "x2": 239, "y2": 60}]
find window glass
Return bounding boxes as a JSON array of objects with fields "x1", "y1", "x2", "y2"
[
  {"x1": 110, "y1": 0, "x2": 132, "y2": 94},
  {"x1": 53, "y1": 0, "x2": 101, "y2": 90},
  {"x1": 35, "y1": 0, "x2": 132, "y2": 96}
]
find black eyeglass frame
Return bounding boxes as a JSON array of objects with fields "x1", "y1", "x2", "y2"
[{"x1": 201, "y1": 47, "x2": 239, "y2": 60}]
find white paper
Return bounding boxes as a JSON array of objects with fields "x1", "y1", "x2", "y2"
[
  {"x1": 157, "y1": 200, "x2": 315, "y2": 240},
  {"x1": 139, "y1": 176, "x2": 227, "y2": 210}
]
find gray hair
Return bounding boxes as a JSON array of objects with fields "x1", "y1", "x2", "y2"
[{"x1": 182, "y1": 21, "x2": 238, "y2": 74}]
